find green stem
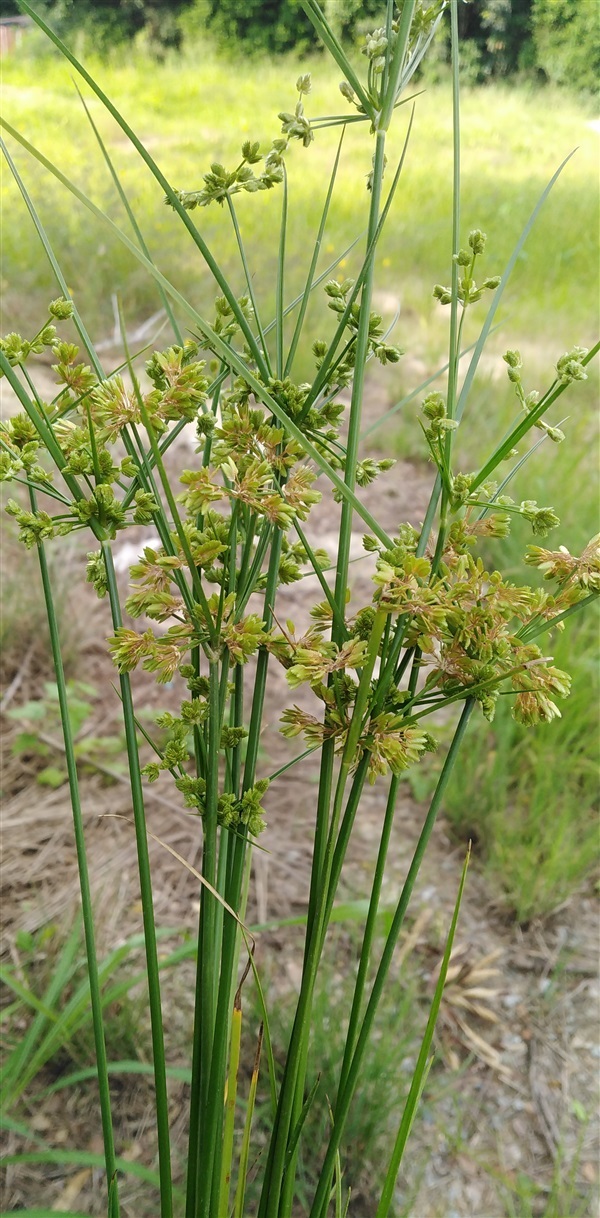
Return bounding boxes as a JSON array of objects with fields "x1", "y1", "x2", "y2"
[
  {"x1": 31, "y1": 495, "x2": 119, "y2": 1218},
  {"x1": 276, "y1": 165, "x2": 288, "y2": 378},
  {"x1": 193, "y1": 657, "x2": 222, "y2": 1218},
  {"x1": 259, "y1": 126, "x2": 390, "y2": 1214},
  {"x1": 519, "y1": 592, "x2": 599, "y2": 643},
  {"x1": 102, "y1": 541, "x2": 173, "y2": 1218},
  {"x1": 447, "y1": 0, "x2": 461, "y2": 426},
  {"x1": 379, "y1": 0, "x2": 416, "y2": 131},
  {"x1": 262, "y1": 612, "x2": 386, "y2": 1217},
  {"x1": 242, "y1": 530, "x2": 283, "y2": 792},
  {"x1": 227, "y1": 196, "x2": 271, "y2": 375},
  {"x1": 312, "y1": 772, "x2": 399, "y2": 1218},
  {"x1": 433, "y1": 0, "x2": 461, "y2": 575},
  {"x1": 309, "y1": 700, "x2": 474, "y2": 1218},
  {"x1": 332, "y1": 128, "x2": 387, "y2": 638},
  {"x1": 338, "y1": 774, "x2": 398, "y2": 1090},
  {"x1": 285, "y1": 126, "x2": 346, "y2": 377},
  {"x1": 217, "y1": 992, "x2": 242, "y2": 1218},
  {"x1": 471, "y1": 340, "x2": 600, "y2": 492}
]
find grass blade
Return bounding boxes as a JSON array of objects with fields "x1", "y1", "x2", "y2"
[
  {"x1": 0, "y1": 1150, "x2": 180, "y2": 1194},
  {"x1": 0, "y1": 1212, "x2": 91, "y2": 1217},
  {"x1": 304, "y1": 105, "x2": 415, "y2": 413},
  {"x1": 101, "y1": 543, "x2": 173, "y2": 1218},
  {"x1": 1, "y1": 922, "x2": 80, "y2": 1106},
  {"x1": 358, "y1": 327, "x2": 505, "y2": 440},
  {"x1": 227, "y1": 196, "x2": 271, "y2": 375},
  {"x1": 26, "y1": 502, "x2": 119, "y2": 1212},
  {"x1": 276, "y1": 166, "x2": 288, "y2": 378},
  {"x1": 0, "y1": 137, "x2": 104, "y2": 379},
  {"x1": 285, "y1": 126, "x2": 346, "y2": 377},
  {"x1": 217, "y1": 992, "x2": 243, "y2": 1218},
  {"x1": 309, "y1": 701, "x2": 474, "y2": 1218},
  {"x1": 40, "y1": 1061, "x2": 192, "y2": 1096},
  {"x1": 245, "y1": 941, "x2": 277, "y2": 1120},
  {"x1": 374, "y1": 846, "x2": 471, "y2": 1218},
  {"x1": 380, "y1": 0, "x2": 416, "y2": 130},
  {"x1": 233, "y1": 1023, "x2": 264, "y2": 1218},
  {"x1": 74, "y1": 84, "x2": 183, "y2": 345},
  {"x1": 456, "y1": 149, "x2": 578, "y2": 425},
  {"x1": 471, "y1": 338, "x2": 600, "y2": 491},
  {"x1": 14, "y1": 0, "x2": 268, "y2": 378},
  {"x1": 0, "y1": 117, "x2": 395, "y2": 551},
  {"x1": 298, "y1": 0, "x2": 373, "y2": 119}
]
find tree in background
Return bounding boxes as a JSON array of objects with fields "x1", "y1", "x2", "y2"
[
  {"x1": 531, "y1": 0, "x2": 600, "y2": 94},
  {"x1": 0, "y1": 0, "x2": 196, "y2": 50},
  {"x1": 2, "y1": 0, "x2": 597, "y2": 92},
  {"x1": 202, "y1": 0, "x2": 384, "y2": 56},
  {"x1": 456, "y1": 0, "x2": 535, "y2": 79}
]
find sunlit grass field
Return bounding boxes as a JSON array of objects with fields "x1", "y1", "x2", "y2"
[{"x1": 2, "y1": 41, "x2": 598, "y2": 359}]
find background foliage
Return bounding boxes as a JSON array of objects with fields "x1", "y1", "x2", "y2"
[{"x1": 1, "y1": 0, "x2": 599, "y2": 90}]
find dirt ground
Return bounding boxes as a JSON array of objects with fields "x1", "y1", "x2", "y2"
[{"x1": 1, "y1": 362, "x2": 598, "y2": 1216}]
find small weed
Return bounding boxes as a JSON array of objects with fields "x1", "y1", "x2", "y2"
[{"x1": 5, "y1": 679, "x2": 128, "y2": 787}]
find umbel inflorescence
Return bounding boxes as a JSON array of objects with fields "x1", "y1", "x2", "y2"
[{"x1": 1, "y1": 275, "x2": 597, "y2": 837}]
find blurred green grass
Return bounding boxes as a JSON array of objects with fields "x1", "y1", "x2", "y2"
[{"x1": 1, "y1": 45, "x2": 598, "y2": 374}]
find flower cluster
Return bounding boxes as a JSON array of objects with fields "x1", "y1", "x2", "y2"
[
  {"x1": 108, "y1": 624, "x2": 193, "y2": 684},
  {"x1": 322, "y1": 277, "x2": 403, "y2": 379},
  {"x1": 525, "y1": 534, "x2": 600, "y2": 593},
  {"x1": 0, "y1": 319, "x2": 59, "y2": 368},
  {"x1": 434, "y1": 229, "x2": 500, "y2": 308},
  {"x1": 0, "y1": 412, "x2": 53, "y2": 487},
  {"x1": 503, "y1": 349, "x2": 565, "y2": 443},
  {"x1": 355, "y1": 2, "x2": 446, "y2": 108},
  {"x1": 167, "y1": 76, "x2": 313, "y2": 213}
]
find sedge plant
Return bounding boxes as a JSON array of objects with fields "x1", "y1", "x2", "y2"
[{"x1": 1, "y1": 2, "x2": 599, "y2": 1215}]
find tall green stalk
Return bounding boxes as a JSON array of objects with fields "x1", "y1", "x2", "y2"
[
  {"x1": 30, "y1": 494, "x2": 119, "y2": 1218},
  {"x1": 310, "y1": 702, "x2": 475, "y2": 1218},
  {"x1": 101, "y1": 543, "x2": 173, "y2": 1218}
]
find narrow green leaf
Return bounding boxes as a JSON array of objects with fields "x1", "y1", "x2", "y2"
[
  {"x1": 298, "y1": 0, "x2": 374, "y2": 118},
  {"x1": 471, "y1": 338, "x2": 599, "y2": 491},
  {"x1": 0, "y1": 966, "x2": 59, "y2": 1024},
  {"x1": 0, "y1": 1114, "x2": 48, "y2": 1148},
  {"x1": 0, "y1": 1150, "x2": 178, "y2": 1192},
  {"x1": 13, "y1": 0, "x2": 268, "y2": 377},
  {"x1": 233, "y1": 1024, "x2": 263, "y2": 1218},
  {"x1": 39, "y1": 1060, "x2": 192, "y2": 1097},
  {"x1": 304, "y1": 105, "x2": 415, "y2": 412},
  {"x1": 0, "y1": 1211, "x2": 91, "y2": 1217},
  {"x1": 227, "y1": 196, "x2": 272, "y2": 375},
  {"x1": 308, "y1": 701, "x2": 474, "y2": 1218},
  {"x1": 285, "y1": 125, "x2": 346, "y2": 377},
  {"x1": 0, "y1": 136, "x2": 104, "y2": 380},
  {"x1": 244, "y1": 934, "x2": 278, "y2": 1120},
  {"x1": 284, "y1": 1072, "x2": 321, "y2": 1168},
  {"x1": 75, "y1": 83, "x2": 183, "y2": 345},
  {"x1": 375, "y1": 847, "x2": 471, "y2": 1218},
  {"x1": 380, "y1": 0, "x2": 416, "y2": 130},
  {"x1": 218, "y1": 996, "x2": 243, "y2": 1218},
  {"x1": 276, "y1": 166, "x2": 288, "y2": 378},
  {"x1": 519, "y1": 592, "x2": 599, "y2": 644},
  {"x1": 0, "y1": 118, "x2": 394, "y2": 551},
  {"x1": 456, "y1": 149, "x2": 578, "y2": 425}
]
